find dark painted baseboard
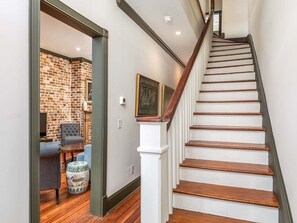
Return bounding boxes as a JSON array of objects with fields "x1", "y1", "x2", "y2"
[
  {"x1": 106, "y1": 177, "x2": 140, "y2": 213},
  {"x1": 247, "y1": 34, "x2": 293, "y2": 223}
]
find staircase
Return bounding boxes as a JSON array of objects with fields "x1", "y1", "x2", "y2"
[{"x1": 168, "y1": 36, "x2": 280, "y2": 223}]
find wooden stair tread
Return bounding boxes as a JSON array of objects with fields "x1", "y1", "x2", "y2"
[
  {"x1": 200, "y1": 89, "x2": 257, "y2": 93},
  {"x1": 207, "y1": 64, "x2": 253, "y2": 69},
  {"x1": 197, "y1": 100, "x2": 261, "y2": 103},
  {"x1": 190, "y1": 125, "x2": 266, "y2": 132},
  {"x1": 212, "y1": 44, "x2": 248, "y2": 48},
  {"x1": 208, "y1": 58, "x2": 253, "y2": 63},
  {"x1": 180, "y1": 159, "x2": 273, "y2": 176},
  {"x1": 205, "y1": 71, "x2": 255, "y2": 76},
  {"x1": 210, "y1": 52, "x2": 251, "y2": 58},
  {"x1": 193, "y1": 112, "x2": 262, "y2": 116},
  {"x1": 168, "y1": 209, "x2": 253, "y2": 223},
  {"x1": 185, "y1": 140, "x2": 269, "y2": 151},
  {"x1": 174, "y1": 181, "x2": 279, "y2": 208},
  {"x1": 211, "y1": 47, "x2": 250, "y2": 53},
  {"x1": 203, "y1": 80, "x2": 256, "y2": 84}
]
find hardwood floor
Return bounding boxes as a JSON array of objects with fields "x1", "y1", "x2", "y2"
[{"x1": 40, "y1": 153, "x2": 140, "y2": 222}]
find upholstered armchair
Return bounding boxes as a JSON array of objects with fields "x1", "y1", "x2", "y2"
[
  {"x1": 60, "y1": 123, "x2": 84, "y2": 146},
  {"x1": 77, "y1": 144, "x2": 92, "y2": 178},
  {"x1": 40, "y1": 142, "x2": 61, "y2": 204}
]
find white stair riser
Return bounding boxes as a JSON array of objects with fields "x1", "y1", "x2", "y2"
[
  {"x1": 204, "y1": 73, "x2": 255, "y2": 82},
  {"x1": 212, "y1": 45, "x2": 250, "y2": 51},
  {"x1": 206, "y1": 65, "x2": 254, "y2": 74},
  {"x1": 202, "y1": 82, "x2": 257, "y2": 90},
  {"x1": 210, "y1": 48, "x2": 251, "y2": 57},
  {"x1": 190, "y1": 129, "x2": 265, "y2": 144},
  {"x1": 208, "y1": 59, "x2": 253, "y2": 68},
  {"x1": 180, "y1": 168, "x2": 273, "y2": 191},
  {"x1": 185, "y1": 147, "x2": 268, "y2": 165},
  {"x1": 196, "y1": 102, "x2": 261, "y2": 112},
  {"x1": 212, "y1": 42, "x2": 247, "y2": 46},
  {"x1": 173, "y1": 194, "x2": 278, "y2": 223},
  {"x1": 193, "y1": 115, "x2": 262, "y2": 127},
  {"x1": 199, "y1": 91, "x2": 258, "y2": 101},
  {"x1": 209, "y1": 53, "x2": 252, "y2": 62}
]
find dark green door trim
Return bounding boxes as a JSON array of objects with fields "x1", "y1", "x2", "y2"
[
  {"x1": 41, "y1": 0, "x2": 108, "y2": 38},
  {"x1": 29, "y1": 0, "x2": 40, "y2": 222},
  {"x1": 116, "y1": 0, "x2": 186, "y2": 69},
  {"x1": 91, "y1": 36, "x2": 109, "y2": 216},
  {"x1": 29, "y1": 0, "x2": 109, "y2": 221},
  {"x1": 247, "y1": 34, "x2": 293, "y2": 223}
]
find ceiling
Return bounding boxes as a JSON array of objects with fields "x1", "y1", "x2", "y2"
[
  {"x1": 40, "y1": 0, "x2": 198, "y2": 64},
  {"x1": 126, "y1": 0, "x2": 197, "y2": 64},
  {"x1": 40, "y1": 12, "x2": 92, "y2": 60}
]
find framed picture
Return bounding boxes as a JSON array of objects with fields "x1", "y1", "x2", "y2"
[
  {"x1": 161, "y1": 84, "x2": 175, "y2": 116},
  {"x1": 135, "y1": 74, "x2": 160, "y2": 117},
  {"x1": 85, "y1": 80, "x2": 92, "y2": 103}
]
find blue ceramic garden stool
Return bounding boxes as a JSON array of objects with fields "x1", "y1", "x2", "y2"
[{"x1": 66, "y1": 161, "x2": 89, "y2": 194}]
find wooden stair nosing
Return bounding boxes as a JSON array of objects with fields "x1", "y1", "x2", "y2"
[
  {"x1": 210, "y1": 52, "x2": 251, "y2": 58},
  {"x1": 205, "y1": 71, "x2": 255, "y2": 76},
  {"x1": 212, "y1": 40, "x2": 242, "y2": 43},
  {"x1": 207, "y1": 64, "x2": 254, "y2": 69},
  {"x1": 190, "y1": 125, "x2": 266, "y2": 132},
  {"x1": 212, "y1": 43, "x2": 248, "y2": 48},
  {"x1": 211, "y1": 47, "x2": 250, "y2": 53},
  {"x1": 200, "y1": 89, "x2": 257, "y2": 93},
  {"x1": 185, "y1": 140, "x2": 269, "y2": 151},
  {"x1": 168, "y1": 208, "x2": 253, "y2": 223},
  {"x1": 193, "y1": 112, "x2": 262, "y2": 116},
  {"x1": 202, "y1": 79, "x2": 256, "y2": 84},
  {"x1": 208, "y1": 57, "x2": 253, "y2": 63},
  {"x1": 197, "y1": 100, "x2": 261, "y2": 103},
  {"x1": 173, "y1": 181, "x2": 279, "y2": 208},
  {"x1": 180, "y1": 159, "x2": 273, "y2": 176}
]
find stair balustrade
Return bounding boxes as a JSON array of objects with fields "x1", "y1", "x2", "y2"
[{"x1": 137, "y1": 13, "x2": 214, "y2": 223}]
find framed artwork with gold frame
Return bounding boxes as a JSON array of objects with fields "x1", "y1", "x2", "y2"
[
  {"x1": 85, "y1": 79, "x2": 92, "y2": 103},
  {"x1": 161, "y1": 84, "x2": 175, "y2": 116},
  {"x1": 135, "y1": 74, "x2": 160, "y2": 117}
]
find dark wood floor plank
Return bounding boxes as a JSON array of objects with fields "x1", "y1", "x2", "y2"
[
  {"x1": 40, "y1": 170, "x2": 140, "y2": 222},
  {"x1": 173, "y1": 181, "x2": 279, "y2": 208}
]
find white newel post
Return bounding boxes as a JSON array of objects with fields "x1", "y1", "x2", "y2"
[{"x1": 138, "y1": 121, "x2": 169, "y2": 223}]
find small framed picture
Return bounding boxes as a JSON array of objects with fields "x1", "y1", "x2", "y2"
[
  {"x1": 135, "y1": 74, "x2": 160, "y2": 117},
  {"x1": 161, "y1": 84, "x2": 175, "y2": 116},
  {"x1": 85, "y1": 80, "x2": 92, "y2": 103}
]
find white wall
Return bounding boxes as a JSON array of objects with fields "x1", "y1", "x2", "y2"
[
  {"x1": 206, "y1": 0, "x2": 222, "y2": 12},
  {"x1": 222, "y1": 0, "x2": 249, "y2": 38},
  {"x1": 180, "y1": 0, "x2": 205, "y2": 38},
  {"x1": 0, "y1": 1, "x2": 29, "y2": 222},
  {"x1": 61, "y1": 0, "x2": 183, "y2": 196},
  {"x1": 249, "y1": 0, "x2": 297, "y2": 221}
]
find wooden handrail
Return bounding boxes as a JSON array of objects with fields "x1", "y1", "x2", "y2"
[
  {"x1": 137, "y1": 12, "x2": 213, "y2": 125},
  {"x1": 163, "y1": 12, "x2": 213, "y2": 127}
]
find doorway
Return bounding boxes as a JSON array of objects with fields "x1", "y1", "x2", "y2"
[{"x1": 29, "y1": 0, "x2": 108, "y2": 221}]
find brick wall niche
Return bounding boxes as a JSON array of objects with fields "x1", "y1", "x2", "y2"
[{"x1": 40, "y1": 51, "x2": 92, "y2": 142}]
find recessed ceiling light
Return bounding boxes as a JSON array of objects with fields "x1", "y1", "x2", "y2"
[
  {"x1": 76, "y1": 47, "x2": 81, "y2": 51},
  {"x1": 163, "y1": 16, "x2": 172, "y2": 23},
  {"x1": 175, "y1": 31, "x2": 181, "y2": 36}
]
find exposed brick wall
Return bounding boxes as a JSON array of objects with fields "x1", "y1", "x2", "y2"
[
  {"x1": 40, "y1": 52, "x2": 92, "y2": 142},
  {"x1": 71, "y1": 60, "x2": 92, "y2": 140}
]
